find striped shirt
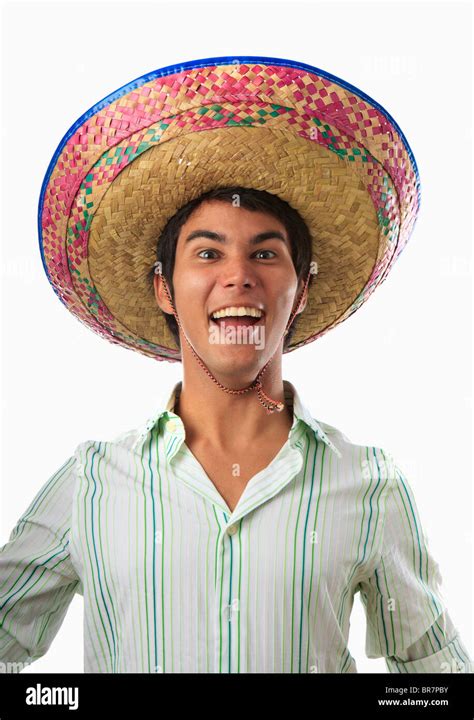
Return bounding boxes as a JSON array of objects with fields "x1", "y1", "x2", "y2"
[{"x1": 0, "y1": 380, "x2": 471, "y2": 673}]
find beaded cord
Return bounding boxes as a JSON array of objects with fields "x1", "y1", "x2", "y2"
[{"x1": 153, "y1": 262, "x2": 312, "y2": 414}]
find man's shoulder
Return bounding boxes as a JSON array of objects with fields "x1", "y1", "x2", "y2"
[
  {"x1": 110, "y1": 425, "x2": 145, "y2": 449},
  {"x1": 316, "y1": 418, "x2": 351, "y2": 446},
  {"x1": 314, "y1": 418, "x2": 396, "y2": 481},
  {"x1": 72, "y1": 423, "x2": 146, "y2": 458},
  {"x1": 313, "y1": 417, "x2": 357, "y2": 455}
]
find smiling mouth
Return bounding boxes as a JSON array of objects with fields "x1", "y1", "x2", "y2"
[
  {"x1": 207, "y1": 302, "x2": 268, "y2": 335},
  {"x1": 209, "y1": 311, "x2": 265, "y2": 328}
]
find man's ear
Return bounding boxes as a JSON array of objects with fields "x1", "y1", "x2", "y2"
[{"x1": 153, "y1": 272, "x2": 175, "y2": 315}]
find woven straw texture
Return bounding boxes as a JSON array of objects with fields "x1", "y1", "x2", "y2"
[{"x1": 39, "y1": 58, "x2": 419, "y2": 362}]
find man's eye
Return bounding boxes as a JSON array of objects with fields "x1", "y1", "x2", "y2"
[
  {"x1": 254, "y1": 250, "x2": 276, "y2": 259},
  {"x1": 198, "y1": 249, "x2": 218, "y2": 259}
]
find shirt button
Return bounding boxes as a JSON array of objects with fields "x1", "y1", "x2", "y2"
[
  {"x1": 227, "y1": 524, "x2": 238, "y2": 536},
  {"x1": 166, "y1": 420, "x2": 178, "y2": 432}
]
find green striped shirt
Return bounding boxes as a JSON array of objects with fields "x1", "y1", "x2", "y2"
[{"x1": 0, "y1": 380, "x2": 471, "y2": 673}]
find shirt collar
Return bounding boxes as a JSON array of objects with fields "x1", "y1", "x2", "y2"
[{"x1": 134, "y1": 379, "x2": 342, "y2": 459}]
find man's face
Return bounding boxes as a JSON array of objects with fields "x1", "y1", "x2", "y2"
[{"x1": 154, "y1": 199, "x2": 307, "y2": 380}]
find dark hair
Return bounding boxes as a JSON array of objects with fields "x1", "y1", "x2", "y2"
[{"x1": 147, "y1": 186, "x2": 313, "y2": 351}]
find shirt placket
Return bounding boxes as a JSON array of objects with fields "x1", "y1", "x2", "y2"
[{"x1": 214, "y1": 518, "x2": 241, "y2": 673}]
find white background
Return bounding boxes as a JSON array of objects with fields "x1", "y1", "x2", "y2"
[{"x1": 0, "y1": 0, "x2": 472, "y2": 674}]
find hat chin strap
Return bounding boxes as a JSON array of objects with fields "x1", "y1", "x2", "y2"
[{"x1": 156, "y1": 269, "x2": 312, "y2": 414}]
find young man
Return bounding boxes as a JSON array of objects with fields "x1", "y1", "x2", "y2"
[
  {"x1": 151, "y1": 189, "x2": 311, "y2": 514},
  {"x1": 0, "y1": 57, "x2": 471, "y2": 674}
]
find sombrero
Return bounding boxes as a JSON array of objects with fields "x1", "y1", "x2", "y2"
[{"x1": 38, "y1": 55, "x2": 420, "y2": 363}]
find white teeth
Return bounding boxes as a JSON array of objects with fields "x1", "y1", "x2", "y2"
[{"x1": 211, "y1": 306, "x2": 263, "y2": 319}]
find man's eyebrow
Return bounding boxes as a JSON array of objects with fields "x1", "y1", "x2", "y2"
[{"x1": 184, "y1": 230, "x2": 288, "y2": 244}]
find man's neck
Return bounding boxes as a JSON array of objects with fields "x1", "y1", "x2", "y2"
[{"x1": 174, "y1": 354, "x2": 293, "y2": 452}]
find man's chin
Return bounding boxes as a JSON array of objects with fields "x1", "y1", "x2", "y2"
[
  {"x1": 179, "y1": 324, "x2": 282, "y2": 378},
  {"x1": 183, "y1": 338, "x2": 267, "y2": 382},
  {"x1": 206, "y1": 345, "x2": 264, "y2": 379}
]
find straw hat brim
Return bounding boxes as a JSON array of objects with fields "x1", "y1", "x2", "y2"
[{"x1": 39, "y1": 56, "x2": 420, "y2": 362}]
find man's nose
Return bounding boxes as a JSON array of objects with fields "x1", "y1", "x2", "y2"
[{"x1": 219, "y1": 255, "x2": 259, "y2": 286}]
